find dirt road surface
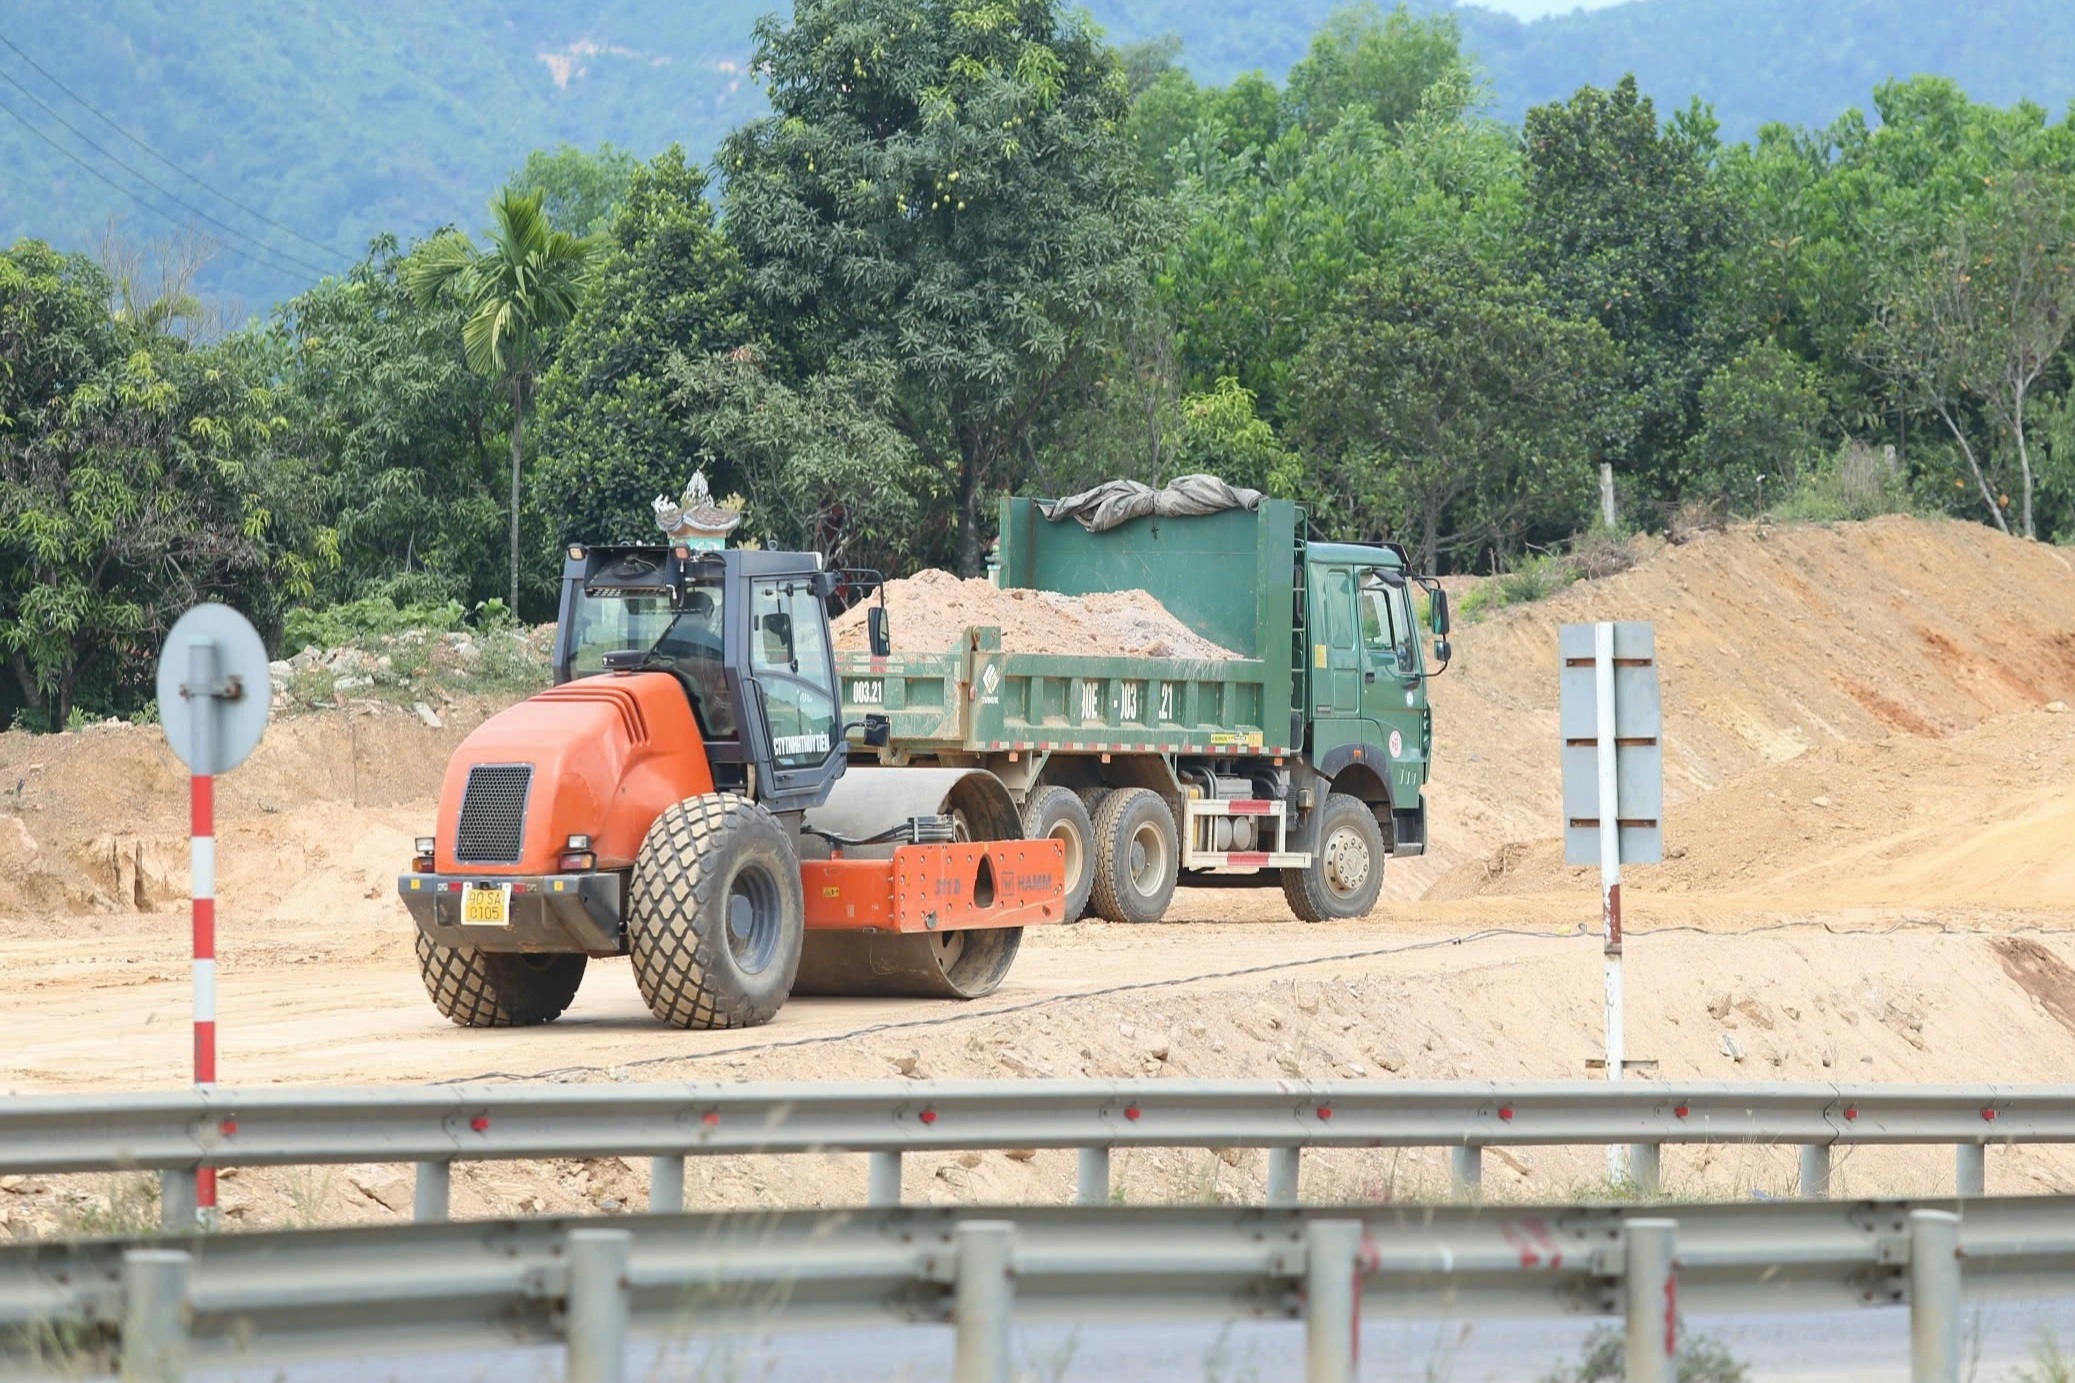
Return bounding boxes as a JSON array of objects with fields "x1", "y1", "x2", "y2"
[{"x1": 5, "y1": 515, "x2": 2075, "y2": 1230}]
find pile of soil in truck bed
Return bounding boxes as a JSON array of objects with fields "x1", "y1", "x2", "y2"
[{"x1": 832, "y1": 569, "x2": 1241, "y2": 659}]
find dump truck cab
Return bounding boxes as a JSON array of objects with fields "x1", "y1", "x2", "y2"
[
  {"x1": 1302, "y1": 540, "x2": 1440, "y2": 860},
  {"x1": 400, "y1": 538, "x2": 1064, "y2": 1033}
]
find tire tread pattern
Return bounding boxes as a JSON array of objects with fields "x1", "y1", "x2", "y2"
[
  {"x1": 627, "y1": 793, "x2": 803, "y2": 1030},
  {"x1": 1021, "y1": 784, "x2": 1096, "y2": 922},
  {"x1": 415, "y1": 933, "x2": 586, "y2": 1027},
  {"x1": 1281, "y1": 792, "x2": 1386, "y2": 923},
  {"x1": 1089, "y1": 786, "x2": 1178, "y2": 924}
]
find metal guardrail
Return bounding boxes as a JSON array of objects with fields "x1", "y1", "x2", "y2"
[
  {"x1": 0, "y1": 1079, "x2": 2056, "y2": 1227},
  {"x1": 4, "y1": 1194, "x2": 2064, "y2": 1383}
]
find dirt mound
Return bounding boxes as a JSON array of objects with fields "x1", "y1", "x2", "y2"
[
  {"x1": 1402, "y1": 516, "x2": 2075, "y2": 902},
  {"x1": 0, "y1": 697, "x2": 521, "y2": 925},
  {"x1": 833, "y1": 569, "x2": 1239, "y2": 659}
]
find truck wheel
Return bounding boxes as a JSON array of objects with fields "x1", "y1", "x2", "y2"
[
  {"x1": 415, "y1": 934, "x2": 586, "y2": 1028},
  {"x1": 1282, "y1": 793, "x2": 1385, "y2": 922},
  {"x1": 1089, "y1": 787, "x2": 1178, "y2": 924},
  {"x1": 627, "y1": 794, "x2": 804, "y2": 1030},
  {"x1": 1022, "y1": 786, "x2": 1096, "y2": 923}
]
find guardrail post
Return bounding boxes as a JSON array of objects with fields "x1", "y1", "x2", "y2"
[
  {"x1": 953, "y1": 1220, "x2": 1016, "y2": 1383},
  {"x1": 1449, "y1": 1145, "x2": 1483, "y2": 1197},
  {"x1": 1268, "y1": 1147, "x2": 1302, "y2": 1206},
  {"x1": 1955, "y1": 1144, "x2": 1985, "y2": 1198},
  {"x1": 1910, "y1": 1209, "x2": 1961, "y2": 1383},
  {"x1": 868, "y1": 1151, "x2": 904, "y2": 1207},
  {"x1": 1628, "y1": 1143, "x2": 1662, "y2": 1198},
  {"x1": 1623, "y1": 1218, "x2": 1677, "y2": 1383},
  {"x1": 121, "y1": 1248, "x2": 191, "y2": 1383},
  {"x1": 158, "y1": 1170, "x2": 198, "y2": 1232},
  {"x1": 1077, "y1": 1147, "x2": 1111, "y2": 1205},
  {"x1": 414, "y1": 1160, "x2": 451, "y2": 1222},
  {"x1": 566, "y1": 1228, "x2": 633, "y2": 1383},
  {"x1": 648, "y1": 1156, "x2": 685, "y2": 1214},
  {"x1": 1305, "y1": 1219, "x2": 1363, "y2": 1383},
  {"x1": 1798, "y1": 1144, "x2": 1831, "y2": 1200}
]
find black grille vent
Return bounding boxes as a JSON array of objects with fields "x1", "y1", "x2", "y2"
[{"x1": 455, "y1": 764, "x2": 532, "y2": 863}]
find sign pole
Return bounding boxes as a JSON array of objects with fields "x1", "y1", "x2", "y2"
[
  {"x1": 1594, "y1": 622, "x2": 1625, "y2": 1183},
  {"x1": 159, "y1": 606, "x2": 267, "y2": 1226},
  {"x1": 184, "y1": 639, "x2": 220, "y2": 1221}
]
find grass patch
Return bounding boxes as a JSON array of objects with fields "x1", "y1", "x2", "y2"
[
  {"x1": 1541, "y1": 1324, "x2": 1749, "y2": 1383},
  {"x1": 1767, "y1": 439, "x2": 1915, "y2": 524},
  {"x1": 1457, "y1": 526, "x2": 1639, "y2": 622}
]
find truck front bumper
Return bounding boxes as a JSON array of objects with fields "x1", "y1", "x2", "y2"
[{"x1": 398, "y1": 871, "x2": 626, "y2": 955}]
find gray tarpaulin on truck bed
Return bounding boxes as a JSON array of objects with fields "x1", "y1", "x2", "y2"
[{"x1": 1038, "y1": 474, "x2": 1263, "y2": 533}]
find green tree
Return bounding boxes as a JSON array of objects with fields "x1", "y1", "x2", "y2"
[
  {"x1": 719, "y1": 0, "x2": 1166, "y2": 574},
  {"x1": 1860, "y1": 171, "x2": 2075, "y2": 537},
  {"x1": 1283, "y1": 3, "x2": 1469, "y2": 136},
  {"x1": 1164, "y1": 95, "x2": 1521, "y2": 423},
  {"x1": 1289, "y1": 250, "x2": 1619, "y2": 570},
  {"x1": 405, "y1": 189, "x2": 599, "y2": 612},
  {"x1": 272, "y1": 235, "x2": 507, "y2": 605},
  {"x1": 0, "y1": 240, "x2": 334, "y2": 724},
  {"x1": 1685, "y1": 341, "x2": 1830, "y2": 505},
  {"x1": 1172, "y1": 377, "x2": 1293, "y2": 494},
  {"x1": 505, "y1": 143, "x2": 642, "y2": 237},
  {"x1": 1521, "y1": 77, "x2": 1744, "y2": 509},
  {"x1": 534, "y1": 147, "x2": 752, "y2": 546},
  {"x1": 669, "y1": 348, "x2": 926, "y2": 570}
]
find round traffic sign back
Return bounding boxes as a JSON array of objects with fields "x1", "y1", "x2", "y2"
[{"x1": 157, "y1": 604, "x2": 272, "y2": 775}]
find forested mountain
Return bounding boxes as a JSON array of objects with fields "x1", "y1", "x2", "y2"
[{"x1": 4, "y1": 0, "x2": 2074, "y2": 308}]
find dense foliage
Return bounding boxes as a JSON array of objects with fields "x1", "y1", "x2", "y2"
[{"x1": 8, "y1": 0, "x2": 2075, "y2": 725}]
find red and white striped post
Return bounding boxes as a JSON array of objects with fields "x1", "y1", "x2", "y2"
[
  {"x1": 157, "y1": 603, "x2": 270, "y2": 1229},
  {"x1": 185, "y1": 636, "x2": 222, "y2": 1220}
]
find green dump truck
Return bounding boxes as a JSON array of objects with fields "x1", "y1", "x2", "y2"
[{"x1": 837, "y1": 494, "x2": 1450, "y2": 925}]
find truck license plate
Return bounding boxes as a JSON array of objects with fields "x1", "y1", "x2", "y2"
[{"x1": 461, "y1": 884, "x2": 511, "y2": 927}]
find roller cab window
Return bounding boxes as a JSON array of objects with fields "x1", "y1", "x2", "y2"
[{"x1": 749, "y1": 579, "x2": 838, "y2": 769}]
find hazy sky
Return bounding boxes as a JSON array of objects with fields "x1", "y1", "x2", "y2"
[{"x1": 1475, "y1": 0, "x2": 1631, "y2": 16}]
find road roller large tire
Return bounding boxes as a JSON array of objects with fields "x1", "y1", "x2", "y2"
[
  {"x1": 1281, "y1": 792, "x2": 1385, "y2": 922},
  {"x1": 415, "y1": 934, "x2": 585, "y2": 1027},
  {"x1": 1021, "y1": 786, "x2": 1095, "y2": 923},
  {"x1": 1089, "y1": 787, "x2": 1178, "y2": 924},
  {"x1": 627, "y1": 794, "x2": 804, "y2": 1030}
]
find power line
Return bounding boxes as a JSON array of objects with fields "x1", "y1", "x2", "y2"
[
  {"x1": 0, "y1": 65, "x2": 334, "y2": 281},
  {"x1": 0, "y1": 90, "x2": 316, "y2": 286},
  {"x1": 0, "y1": 27, "x2": 349, "y2": 266}
]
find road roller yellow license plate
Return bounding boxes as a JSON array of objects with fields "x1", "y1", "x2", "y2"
[{"x1": 461, "y1": 884, "x2": 510, "y2": 926}]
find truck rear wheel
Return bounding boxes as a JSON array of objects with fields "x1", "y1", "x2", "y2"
[
  {"x1": 415, "y1": 934, "x2": 586, "y2": 1027},
  {"x1": 1022, "y1": 786, "x2": 1095, "y2": 923},
  {"x1": 1282, "y1": 793, "x2": 1385, "y2": 922},
  {"x1": 1089, "y1": 787, "x2": 1178, "y2": 924},
  {"x1": 627, "y1": 794, "x2": 804, "y2": 1030}
]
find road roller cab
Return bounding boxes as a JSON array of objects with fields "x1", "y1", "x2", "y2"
[{"x1": 398, "y1": 542, "x2": 1066, "y2": 1030}]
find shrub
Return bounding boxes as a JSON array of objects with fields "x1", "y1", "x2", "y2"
[{"x1": 1539, "y1": 1324, "x2": 1749, "y2": 1383}]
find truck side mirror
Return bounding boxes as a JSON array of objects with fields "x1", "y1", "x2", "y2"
[
  {"x1": 868, "y1": 606, "x2": 891, "y2": 658},
  {"x1": 1433, "y1": 638, "x2": 1452, "y2": 666},
  {"x1": 1429, "y1": 588, "x2": 1451, "y2": 636},
  {"x1": 863, "y1": 713, "x2": 891, "y2": 748}
]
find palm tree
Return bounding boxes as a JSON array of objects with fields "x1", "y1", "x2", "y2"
[{"x1": 405, "y1": 189, "x2": 598, "y2": 611}]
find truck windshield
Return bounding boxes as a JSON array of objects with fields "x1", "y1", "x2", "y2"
[{"x1": 569, "y1": 581, "x2": 736, "y2": 737}]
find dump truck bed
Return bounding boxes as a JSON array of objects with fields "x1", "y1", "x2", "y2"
[
  {"x1": 841, "y1": 497, "x2": 1310, "y2": 760},
  {"x1": 837, "y1": 633, "x2": 1293, "y2": 758}
]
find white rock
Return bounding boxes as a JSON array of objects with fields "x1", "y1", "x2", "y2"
[
  {"x1": 1718, "y1": 1033, "x2": 1746, "y2": 1062},
  {"x1": 2048, "y1": 701, "x2": 2069, "y2": 715},
  {"x1": 334, "y1": 676, "x2": 372, "y2": 692},
  {"x1": 413, "y1": 701, "x2": 443, "y2": 729}
]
